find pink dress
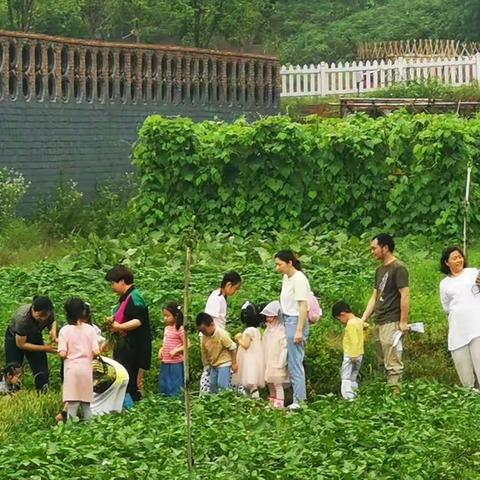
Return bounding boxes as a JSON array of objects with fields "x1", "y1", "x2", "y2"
[
  {"x1": 233, "y1": 327, "x2": 265, "y2": 389},
  {"x1": 58, "y1": 323, "x2": 100, "y2": 403},
  {"x1": 263, "y1": 320, "x2": 289, "y2": 384}
]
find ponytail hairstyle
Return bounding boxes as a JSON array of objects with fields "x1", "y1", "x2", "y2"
[
  {"x1": 220, "y1": 271, "x2": 242, "y2": 289},
  {"x1": 274, "y1": 250, "x2": 302, "y2": 271},
  {"x1": 240, "y1": 302, "x2": 263, "y2": 328},
  {"x1": 64, "y1": 297, "x2": 90, "y2": 325},
  {"x1": 164, "y1": 301, "x2": 184, "y2": 330}
]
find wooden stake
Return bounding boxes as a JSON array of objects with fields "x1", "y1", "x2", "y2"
[{"x1": 182, "y1": 245, "x2": 194, "y2": 472}]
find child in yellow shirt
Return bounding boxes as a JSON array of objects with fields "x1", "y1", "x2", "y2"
[
  {"x1": 196, "y1": 312, "x2": 238, "y2": 394},
  {"x1": 332, "y1": 301, "x2": 368, "y2": 400}
]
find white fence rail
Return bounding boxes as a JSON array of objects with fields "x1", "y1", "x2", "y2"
[{"x1": 280, "y1": 54, "x2": 480, "y2": 97}]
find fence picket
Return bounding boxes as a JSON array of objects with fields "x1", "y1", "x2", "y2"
[{"x1": 281, "y1": 55, "x2": 478, "y2": 97}]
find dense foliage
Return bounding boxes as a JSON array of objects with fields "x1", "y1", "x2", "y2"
[
  {"x1": 0, "y1": 196, "x2": 476, "y2": 478},
  {"x1": 133, "y1": 113, "x2": 480, "y2": 238},
  {"x1": 2, "y1": 383, "x2": 480, "y2": 479},
  {"x1": 1, "y1": 1, "x2": 479, "y2": 63}
]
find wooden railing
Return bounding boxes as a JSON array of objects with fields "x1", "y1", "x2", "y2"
[{"x1": 0, "y1": 30, "x2": 280, "y2": 109}]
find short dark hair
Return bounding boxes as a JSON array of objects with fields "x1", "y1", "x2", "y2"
[
  {"x1": 331, "y1": 300, "x2": 352, "y2": 318},
  {"x1": 3, "y1": 362, "x2": 22, "y2": 378},
  {"x1": 164, "y1": 301, "x2": 184, "y2": 330},
  {"x1": 32, "y1": 296, "x2": 53, "y2": 313},
  {"x1": 373, "y1": 233, "x2": 395, "y2": 253},
  {"x1": 275, "y1": 250, "x2": 302, "y2": 271},
  {"x1": 196, "y1": 312, "x2": 214, "y2": 328},
  {"x1": 220, "y1": 271, "x2": 242, "y2": 289},
  {"x1": 105, "y1": 265, "x2": 134, "y2": 284},
  {"x1": 440, "y1": 246, "x2": 466, "y2": 275},
  {"x1": 64, "y1": 297, "x2": 90, "y2": 325}
]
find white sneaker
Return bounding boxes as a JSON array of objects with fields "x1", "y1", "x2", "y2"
[{"x1": 287, "y1": 402, "x2": 301, "y2": 411}]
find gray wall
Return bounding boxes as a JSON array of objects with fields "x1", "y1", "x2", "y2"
[{"x1": 0, "y1": 99, "x2": 277, "y2": 210}]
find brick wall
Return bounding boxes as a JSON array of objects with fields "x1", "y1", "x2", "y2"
[{"x1": 0, "y1": 30, "x2": 280, "y2": 211}]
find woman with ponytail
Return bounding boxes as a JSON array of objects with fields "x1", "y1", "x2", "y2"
[{"x1": 274, "y1": 250, "x2": 311, "y2": 410}]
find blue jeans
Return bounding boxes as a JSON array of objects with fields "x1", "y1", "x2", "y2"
[
  {"x1": 210, "y1": 365, "x2": 231, "y2": 394},
  {"x1": 284, "y1": 315, "x2": 309, "y2": 403}
]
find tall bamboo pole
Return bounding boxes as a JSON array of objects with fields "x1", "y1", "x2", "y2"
[{"x1": 182, "y1": 245, "x2": 194, "y2": 471}]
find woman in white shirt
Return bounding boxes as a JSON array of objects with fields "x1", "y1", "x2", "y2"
[
  {"x1": 439, "y1": 246, "x2": 480, "y2": 388},
  {"x1": 275, "y1": 250, "x2": 311, "y2": 409},
  {"x1": 200, "y1": 271, "x2": 242, "y2": 393}
]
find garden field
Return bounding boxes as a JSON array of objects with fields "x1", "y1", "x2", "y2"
[
  {"x1": 0, "y1": 224, "x2": 479, "y2": 479},
  {"x1": 1, "y1": 111, "x2": 480, "y2": 479}
]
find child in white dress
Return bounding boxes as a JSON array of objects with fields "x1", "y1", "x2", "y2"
[
  {"x1": 233, "y1": 303, "x2": 265, "y2": 398},
  {"x1": 261, "y1": 301, "x2": 289, "y2": 408}
]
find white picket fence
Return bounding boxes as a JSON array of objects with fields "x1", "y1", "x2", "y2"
[{"x1": 280, "y1": 54, "x2": 480, "y2": 97}]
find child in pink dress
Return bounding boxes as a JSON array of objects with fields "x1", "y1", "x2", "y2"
[
  {"x1": 261, "y1": 301, "x2": 289, "y2": 408},
  {"x1": 158, "y1": 301, "x2": 187, "y2": 397},
  {"x1": 233, "y1": 303, "x2": 265, "y2": 398},
  {"x1": 58, "y1": 298, "x2": 100, "y2": 421}
]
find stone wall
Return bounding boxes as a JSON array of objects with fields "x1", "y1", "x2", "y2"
[{"x1": 0, "y1": 30, "x2": 281, "y2": 209}]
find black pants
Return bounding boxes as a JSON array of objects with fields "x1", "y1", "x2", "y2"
[
  {"x1": 4, "y1": 328, "x2": 49, "y2": 392},
  {"x1": 114, "y1": 345, "x2": 141, "y2": 402}
]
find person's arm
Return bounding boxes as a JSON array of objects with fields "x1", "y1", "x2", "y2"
[
  {"x1": 49, "y1": 321, "x2": 57, "y2": 342},
  {"x1": 399, "y1": 287, "x2": 410, "y2": 332},
  {"x1": 230, "y1": 349, "x2": 238, "y2": 373},
  {"x1": 294, "y1": 300, "x2": 308, "y2": 344},
  {"x1": 235, "y1": 332, "x2": 252, "y2": 349},
  {"x1": 111, "y1": 319, "x2": 142, "y2": 332},
  {"x1": 16, "y1": 335, "x2": 56, "y2": 353},
  {"x1": 201, "y1": 339, "x2": 208, "y2": 367},
  {"x1": 221, "y1": 332, "x2": 238, "y2": 371},
  {"x1": 361, "y1": 289, "x2": 378, "y2": 322},
  {"x1": 169, "y1": 330, "x2": 191, "y2": 356},
  {"x1": 57, "y1": 329, "x2": 67, "y2": 358},
  {"x1": 439, "y1": 283, "x2": 451, "y2": 314}
]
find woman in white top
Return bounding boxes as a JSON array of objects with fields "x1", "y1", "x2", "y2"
[
  {"x1": 275, "y1": 250, "x2": 311, "y2": 409},
  {"x1": 439, "y1": 246, "x2": 480, "y2": 388},
  {"x1": 200, "y1": 271, "x2": 242, "y2": 394}
]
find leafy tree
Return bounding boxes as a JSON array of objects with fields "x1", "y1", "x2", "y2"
[{"x1": 5, "y1": 0, "x2": 36, "y2": 31}]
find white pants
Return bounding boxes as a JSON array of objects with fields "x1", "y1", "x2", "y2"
[
  {"x1": 451, "y1": 337, "x2": 480, "y2": 388},
  {"x1": 67, "y1": 401, "x2": 92, "y2": 421},
  {"x1": 340, "y1": 355, "x2": 363, "y2": 400}
]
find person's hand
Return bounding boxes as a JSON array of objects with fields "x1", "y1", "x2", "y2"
[
  {"x1": 110, "y1": 321, "x2": 121, "y2": 333},
  {"x1": 231, "y1": 362, "x2": 239, "y2": 373},
  {"x1": 169, "y1": 348, "x2": 180, "y2": 357},
  {"x1": 294, "y1": 330, "x2": 303, "y2": 344},
  {"x1": 235, "y1": 333, "x2": 242, "y2": 341},
  {"x1": 399, "y1": 322, "x2": 409, "y2": 333},
  {"x1": 46, "y1": 344, "x2": 57, "y2": 353},
  {"x1": 351, "y1": 356, "x2": 358, "y2": 364}
]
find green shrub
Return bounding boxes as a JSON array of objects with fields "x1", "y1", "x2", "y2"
[
  {"x1": 133, "y1": 113, "x2": 479, "y2": 239},
  {"x1": 0, "y1": 167, "x2": 30, "y2": 226},
  {"x1": 34, "y1": 174, "x2": 139, "y2": 237}
]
